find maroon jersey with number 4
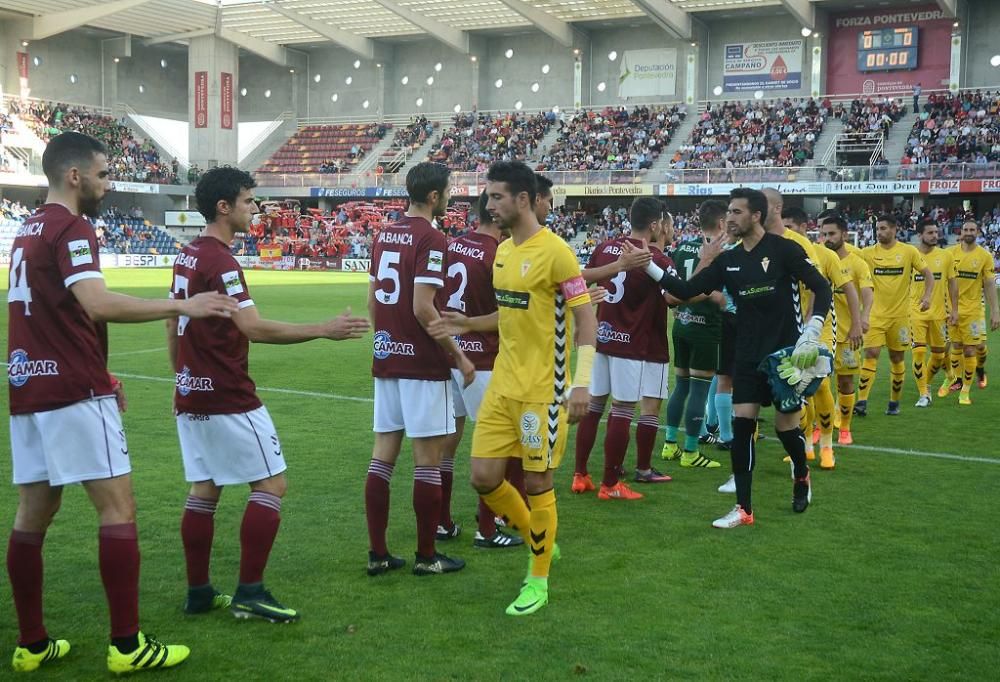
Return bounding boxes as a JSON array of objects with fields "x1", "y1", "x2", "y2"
[
  {"x1": 586, "y1": 237, "x2": 674, "y2": 363},
  {"x1": 369, "y1": 215, "x2": 450, "y2": 380},
  {"x1": 7, "y1": 204, "x2": 113, "y2": 415},
  {"x1": 436, "y1": 231, "x2": 500, "y2": 371},
  {"x1": 170, "y1": 236, "x2": 262, "y2": 415}
]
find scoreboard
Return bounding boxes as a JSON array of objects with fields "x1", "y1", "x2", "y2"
[{"x1": 857, "y1": 27, "x2": 919, "y2": 72}]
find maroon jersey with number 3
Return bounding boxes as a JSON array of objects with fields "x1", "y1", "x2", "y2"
[
  {"x1": 586, "y1": 237, "x2": 674, "y2": 363},
  {"x1": 170, "y1": 236, "x2": 262, "y2": 415},
  {"x1": 369, "y1": 215, "x2": 450, "y2": 380},
  {"x1": 437, "y1": 231, "x2": 500, "y2": 371},
  {"x1": 7, "y1": 204, "x2": 113, "y2": 415}
]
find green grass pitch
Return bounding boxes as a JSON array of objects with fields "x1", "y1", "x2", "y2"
[{"x1": 1, "y1": 269, "x2": 998, "y2": 680}]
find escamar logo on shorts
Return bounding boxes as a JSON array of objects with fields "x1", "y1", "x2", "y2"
[
  {"x1": 176, "y1": 366, "x2": 214, "y2": 396},
  {"x1": 597, "y1": 321, "x2": 631, "y2": 344},
  {"x1": 7, "y1": 349, "x2": 59, "y2": 387},
  {"x1": 373, "y1": 330, "x2": 415, "y2": 360},
  {"x1": 455, "y1": 336, "x2": 484, "y2": 353},
  {"x1": 520, "y1": 411, "x2": 542, "y2": 450}
]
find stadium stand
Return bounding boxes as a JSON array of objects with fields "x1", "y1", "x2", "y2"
[
  {"x1": 258, "y1": 122, "x2": 389, "y2": 175},
  {"x1": 427, "y1": 111, "x2": 552, "y2": 171},
  {"x1": 7, "y1": 99, "x2": 179, "y2": 184},
  {"x1": 536, "y1": 105, "x2": 683, "y2": 172},
  {"x1": 902, "y1": 90, "x2": 1000, "y2": 171}
]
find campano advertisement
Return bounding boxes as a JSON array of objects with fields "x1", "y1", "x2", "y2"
[
  {"x1": 723, "y1": 40, "x2": 802, "y2": 92},
  {"x1": 826, "y1": 4, "x2": 951, "y2": 96}
]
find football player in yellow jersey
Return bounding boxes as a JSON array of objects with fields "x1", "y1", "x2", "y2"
[
  {"x1": 430, "y1": 162, "x2": 596, "y2": 616},
  {"x1": 946, "y1": 220, "x2": 1000, "y2": 405},
  {"x1": 857, "y1": 215, "x2": 933, "y2": 416},
  {"x1": 910, "y1": 218, "x2": 958, "y2": 407},
  {"x1": 782, "y1": 208, "x2": 861, "y2": 470},
  {"x1": 819, "y1": 215, "x2": 873, "y2": 446}
]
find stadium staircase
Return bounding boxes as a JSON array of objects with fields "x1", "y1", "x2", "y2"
[
  {"x1": 532, "y1": 122, "x2": 566, "y2": 164},
  {"x1": 396, "y1": 132, "x2": 443, "y2": 176},
  {"x1": 648, "y1": 112, "x2": 699, "y2": 180},
  {"x1": 241, "y1": 113, "x2": 297, "y2": 172},
  {"x1": 881, "y1": 110, "x2": 920, "y2": 165},
  {"x1": 117, "y1": 103, "x2": 188, "y2": 174},
  {"x1": 354, "y1": 135, "x2": 398, "y2": 174},
  {"x1": 808, "y1": 114, "x2": 845, "y2": 167}
]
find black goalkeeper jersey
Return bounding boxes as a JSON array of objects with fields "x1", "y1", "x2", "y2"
[{"x1": 655, "y1": 232, "x2": 832, "y2": 367}]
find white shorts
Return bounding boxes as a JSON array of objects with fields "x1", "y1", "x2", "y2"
[
  {"x1": 11, "y1": 396, "x2": 130, "y2": 486},
  {"x1": 176, "y1": 406, "x2": 286, "y2": 485},
  {"x1": 590, "y1": 353, "x2": 670, "y2": 402},
  {"x1": 373, "y1": 378, "x2": 456, "y2": 438},
  {"x1": 451, "y1": 369, "x2": 493, "y2": 421}
]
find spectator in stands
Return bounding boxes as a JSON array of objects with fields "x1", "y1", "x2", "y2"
[
  {"x1": 429, "y1": 111, "x2": 553, "y2": 172},
  {"x1": 913, "y1": 83, "x2": 922, "y2": 112}
]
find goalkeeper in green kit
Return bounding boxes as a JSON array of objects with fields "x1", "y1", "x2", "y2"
[{"x1": 625, "y1": 188, "x2": 831, "y2": 529}]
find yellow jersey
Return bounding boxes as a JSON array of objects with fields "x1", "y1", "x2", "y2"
[
  {"x1": 911, "y1": 246, "x2": 954, "y2": 321},
  {"x1": 845, "y1": 242, "x2": 863, "y2": 256},
  {"x1": 811, "y1": 242, "x2": 851, "y2": 341},
  {"x1": 491, "y1": 228, "x2": 591, "y2": 404},
  {"x1": 950, "y1": 244, "x2": 994, "y2": 319},
  {"x1": 834, "y1": 252, "x2": 873, "y2": 344},
  {"x1": 780, "y1": 228, "x2": 819, "y2": 321},
  {"x1": 862, "y1": 242, "x2": 927, "y2": 320}
]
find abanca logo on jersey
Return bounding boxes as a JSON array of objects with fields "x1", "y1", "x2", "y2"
[
  {"x1": 7, "y1": 349, "x2": 59, "y2": 387},
  {"x1": 597, "y1": 321, "x2": 631, "y2": 344},
  {"x1": 373, "y1": 330, "x2": 415, "y2": 360},
  {"x1": 176, "y1": 366, "x2": 214, "y2": 396}
]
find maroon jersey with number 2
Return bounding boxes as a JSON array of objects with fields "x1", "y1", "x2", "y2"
[
  {"x1": 438, "y1": 231, "x2": 500, "y2": 371},
  {"x1": 170, "y1": 236, "x2": 262, "y2": 415},
  {"x1": 369, "y1": 215, "x2": 450, "y2": 380},
  {"x1": 7, "y1": 204, "x2": 113, "y2": 415},
  {"x1": 586, "y1": 237, "x2": 674, "y2": 363}
]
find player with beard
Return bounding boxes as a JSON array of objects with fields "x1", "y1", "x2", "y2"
[
  {"x1": 365, "y1": 162, "x2": 475, "y2": 577},
  {"x1": 627, "y1": 188, "x2": 832, "y2": 528},
  {"x1": 909, "y1": 219, "x2": 957, "y2": 408},
  {"x1": 6, "y1": 132, "x2": 237, "y2": 673}
]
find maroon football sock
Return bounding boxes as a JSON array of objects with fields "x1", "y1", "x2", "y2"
[
  {"x1": 238, "y1": 492, "x2": 281, "y2": 586},
  {"x1": 635, "y1": 415, "x2": 660, "y2": 471},
  {"x1": 438, "y1": 458, "x2": 454, "y2": 527},
  {"x1": 413, "y1": 467, "x2": 442, "y2": 559},
  {"x1": 365, "y1": 459, "x2": 394, "y2": 556},
  {"x1": 7, "y1": 530, "x2": 47, "y2": 646},
  {"x1": 602, "y1": 406, "x2": 633, "y2": 487},
  {"x1": 573, "y1": 401, "x2": 604, "y2": 475},
  {"x1": 98, "y1": 523, "x2": 140, "y2": 639},
  {"x1": 181, "y1": 496, "x2": 217, "y2": 588}
]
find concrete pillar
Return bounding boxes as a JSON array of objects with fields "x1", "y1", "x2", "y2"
[{"x1": 188, "y1": 35, "x2": 239, "y2": 168}]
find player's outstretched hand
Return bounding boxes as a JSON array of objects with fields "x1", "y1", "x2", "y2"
[
  {"x1": 566, "y1": 386, "x2": 589, "y2": 424},
  {"x1": 427, "y1": 311, "x2": 468, "y2": 340},
  {"x1": 183, "y1": 292, "x2": 240, "y2": 318},
  {"x1": 324, "y1": 307, "x2": 370, "y2": 340},
  {"x1": 847, "y1": 323, "x2": 864, "y2": 350},
  {"x1": 457, "y1": 353, "x2": 475, "y2": 388},
  {"x1": 588, "y1": 286, "x2": 608, "y2": 304},
  {"x1": 948, "y1": 309, "x2": 958, "y2": 327},
  {"x1": 617, "y1": 239, "x2": 652, "y2": 271},
  {"x1": 699, "y1": 231, "x2": 728, "y2": 264},
  {"x1": 110, "y1": 373, "x2": 127, "y2": 413},
  {"x1": 919, "y1": 295, "x2": 931, "y2": 313}
]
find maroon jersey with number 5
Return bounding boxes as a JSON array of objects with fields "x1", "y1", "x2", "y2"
[
  {"x1": 436, "y1": 231, "x2": 500, "y2": 371},
  {"x1": 586, "y1": 237, "x2": 674, "y2": 363},
  {"x1": 7, "y1": 204, "x2": 113, "y2": 415},
  {"x1": 169, "y1": 236, "x2": 262, "y2": 415},
  {"x1": 369, "y1": 216, "x2": 450, "y2": 380}
]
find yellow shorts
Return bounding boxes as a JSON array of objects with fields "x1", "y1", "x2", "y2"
[
  {"x1": 471, "y1": 387, "x2": 568, "y2": 473},
  {"x1": 864, "y1": 317, "x2": 910, "y2": 352},
  {"x1": 821, "y1": 330, "x2": 836, "y2": 354},
  {"x1": 834, "y1": 342, "x2": 862, "y2": 375},
  {"x1": 949, "y1": 316, "x2": 986, "y2": 347},
  {"x1": 911, "y1": 318, "x2": 947, "y2": 348}
]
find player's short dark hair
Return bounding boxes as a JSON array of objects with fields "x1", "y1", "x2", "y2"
[
  {"x1": 629, "y1": 197, "x2": 663, "y2": 232},
  {"x1": 820, "y1": 214, "x2": 848, "y2": 232},
  {"x1": 962, "y1": 219, "x2": 981, "y2": 230},
  {"x1": 487, "y1": 161, "x2": 537, "y2": 204},
  {"x1": 405, "y1": 162, "x2": 450, "y2": 204},
  {"x1": 876, "y1": 214, "x2": 897, "y2": 227},
  {"x1": 816, "y1": 208, "x2": 838, "y2": 223},
  {"x1": 477, "y1": 189, "x2": 492, "y2": 226},
  {"x1": 697, "y1": 200, "x2": 727, "y2": 230},
  {"x1": 195, "y1": 166, "x2": 257, "y2": 222},
  {"x1": 781, "y1": 206, "x2": 809, "y2": 226},
  {"x1": 729, "y1": 187, "x2": 768, "y2": 224},
  {"x1": 916, "y1": 217, "x2": 938, "y2": 233},
  {"x1": 535, "y1": 173, "x2": 554, "y2": 197},
  {"x1": 42, "y1": 131, "x2": 107, "y2": 185}
]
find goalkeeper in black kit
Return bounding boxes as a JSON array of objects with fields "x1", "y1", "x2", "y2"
[{"x1": 626, "y1": 188, "x2": 832, "y2": 529}]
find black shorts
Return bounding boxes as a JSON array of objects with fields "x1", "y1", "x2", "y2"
[
  {"x1": 717, "y1": 312, "x2": 737, "y2": 376},
  {"x1": 732, "y1": 361, "x2": 773, "y2": 407},
  {"x1": 672, "y1": 330, "x2": 720, "y2": 373}
]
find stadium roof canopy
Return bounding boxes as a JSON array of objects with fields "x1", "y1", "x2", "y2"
[{"x1": 0, "y1": 0, "x2": 959, "y2": 63}]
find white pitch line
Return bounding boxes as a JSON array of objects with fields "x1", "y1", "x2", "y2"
[
  {"x1": 109, "y1": 347, "x2": 168, "y2": 357},
  {"x1": 112, "y1": 372, "x2": 374, "y2": 403},
  {"x1": 836, "y1": 443, "x2": 999, "y2": 465}
]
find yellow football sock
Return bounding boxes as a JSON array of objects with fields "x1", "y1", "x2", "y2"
[
  {"x1": 889, "y1": 361, "x2": 905, "y2": 402},
  {"x1": 481, "y1": 480, "x2": 531, "y2": 542},
  {"x1": 977, "y1": 345, "x2": 988, "y2": 370},
  {"x1": 948, "y1": 347, "x2": 963, "y2": 382},
  {"x1": 962, "y1": 354, "x2": 977, "y2": 395},
  {"x1": 929, "y1": 350, "x2": 945, "y2": 382},
  {"x1": 814, "y1": 378, "x2": 835, "y2": 448},
  {"x1": 527, "y1": 489, "x2": 558, "y2": 578},
  {"x1": 858, "y1": 357, "x2": 878, "y2": 401},
  {"x1": 912, "y1": 346, "x2": 928, "y2": 397},
  {"x1": 838, "y1": 391, "x2": 856, "y2": 433}
]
